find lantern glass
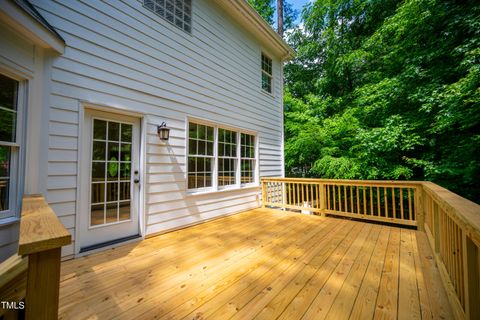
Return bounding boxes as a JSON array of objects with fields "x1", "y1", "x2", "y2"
[{"x1": 158, "y1": 124, "x2": 170, "y2": 141}]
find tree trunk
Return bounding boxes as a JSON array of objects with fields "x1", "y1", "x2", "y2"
[{"x1": 277, "y1": 0, "x2": 284, "y2": 36}]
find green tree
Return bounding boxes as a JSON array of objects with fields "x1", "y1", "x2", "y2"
[
  {"x1": 247, "y1": 0, "x2": 298, "y2": 33},
  {"x1": 283, "y1": 0, "x2": 480, "y2": 202}
]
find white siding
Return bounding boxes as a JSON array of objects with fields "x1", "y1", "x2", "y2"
[
  {"x1": 32, "y1": 0, "x2": 283, "y2": 257},
  {"x1": 0, "y1": 25, "x2": 34, "y2": 260}
]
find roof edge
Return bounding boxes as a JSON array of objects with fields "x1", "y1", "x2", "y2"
[
  {"x1": 13, "y1": 0, "x2": 65, "y2": 44},
  {"x1": 214, "y1": 0, "x2": 295, "y2": 61}
]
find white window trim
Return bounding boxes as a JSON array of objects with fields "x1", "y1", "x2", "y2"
[
  {"x1": 186, "y1": 119, "x2": 258, "y2": 195},
  {"x1": 0, "y1": 73, "x2": 26, "y2": 224},
  {"x1": 261, "y1": 52, "x2": 273, "y2": 95}
]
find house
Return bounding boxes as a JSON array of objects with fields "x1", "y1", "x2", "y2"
[
  {"x1": 0, "y1": 0, "x2": 294, "y2": 260},
  {"x1": 2, "y1": 2, "x2": 479, "y2": 319}
]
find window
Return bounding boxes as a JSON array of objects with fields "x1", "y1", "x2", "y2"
[
  {"x1": 144, "y1": 0, "x2": 192, "y2": 33},
  {"x1": 187, "y1": 121, "x2": 257, "y2": 192},
  {"x1": 261, "y1": 53, "x2": 273, "y2": 93},
  {"x1": 0, "y1": 74, "x2": 21, "y2": 220},
  {"x1": 218, "y1": 128, "x2": 237, "y2": 187},
  {"x1": 188, "y1": 123, "x2": 214, "y2": 190},
  {"x1": 241, "y1": 133, "x2": 255, "y2": 184}
]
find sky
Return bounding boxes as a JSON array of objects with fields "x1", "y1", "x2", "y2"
[
  {"x1": 287, "y1": 0, "x2": 311, "y2": 23},
  {"x1": 290, "y1": 0, "x2": 311, "y2": 12}
]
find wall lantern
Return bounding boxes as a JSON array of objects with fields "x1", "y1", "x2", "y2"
[{"x1": 157, "y1": 122, "x2": 170, "y2": 141}]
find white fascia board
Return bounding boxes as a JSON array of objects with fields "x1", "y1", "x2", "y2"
[
  {"x1": 0, "y1": 0, "x2": 64, "y2": 54},
  {"x1": 213, "y1": 0, "x2": 295, "y2": 61}
]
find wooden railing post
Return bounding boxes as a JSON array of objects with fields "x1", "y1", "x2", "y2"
[
  {"x1": 24, "y1": 248, "x2": 62, "y2": 319},
  {"x1": 19, "y1": 195, "x2": 71, "y2": 320},
  {"x1": 415, "y1": 186, "x2": 425, "y2": 231},
  {"x1": 319, "y1": 183, "x2": 326, "y2": 217}
]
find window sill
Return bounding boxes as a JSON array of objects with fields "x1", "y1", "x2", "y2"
[
  {"x1": 0, "y1": 216, "x2": 20, "y2": 227},
  {"x1": 186, "y1": 184, "x2": 260, "y2": 197},
  {"x1": 261, "y1": 89, "x2": 275, "y2": 99}
]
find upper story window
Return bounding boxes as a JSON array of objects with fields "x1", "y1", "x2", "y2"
[
  {"x1": 187, "y1": 121, "x2": 257, "y2": 193},
  {"x1": 261, "y1": 53, "x2": 272, "y2": 94},
  {"x1": 143, "y1": 0, "x2": 192, "y2": 33},
  {"x1": 0, "y1": 73, "x2": 22, "y2": 220}
]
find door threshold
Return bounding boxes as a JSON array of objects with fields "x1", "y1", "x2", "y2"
[{"x1": 80, "y1": 234, "x2": 141, "y2": 253}]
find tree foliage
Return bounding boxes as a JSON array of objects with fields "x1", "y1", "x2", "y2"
[
  {"x1": 247, "y1": 0, "x2": 298, "y2": 31},
  {"x1": 250, "y1": 0, "x2": 480, "y2": 202}
]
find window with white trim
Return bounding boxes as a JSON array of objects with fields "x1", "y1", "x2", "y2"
[
  {"x1": 218, "y1": 128, "x2": 237, "y2": 187},
  {"x1": 261, "y1": 53, "x2": 273, "y2": 93},
  {"x1": 143, "y1": 0, "x2": 192, "y2": 33},
  {"x1": 187, "y1": 121, "x2": 257, "y2": 192},
  {"x1": 188, "y1": 123, "x2": 214, "y2": 190},
  {"x1": 0, "y1": 73, "x2": 22, "y2": 220},
  {"x1": 241, "y1": 133, "x2": 255, "y2": 184}
]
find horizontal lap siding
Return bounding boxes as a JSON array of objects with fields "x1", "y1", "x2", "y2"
[
  {"x1": 0, "y1": 27, "x2": 34, "y2": 261},
  {"x1": 32, "y1": 0, "x2": 283, "y2": 256}
]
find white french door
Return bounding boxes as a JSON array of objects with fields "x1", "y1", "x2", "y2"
[{"x1": 79, "y1": 110, "x2": 141, "y2": 251}]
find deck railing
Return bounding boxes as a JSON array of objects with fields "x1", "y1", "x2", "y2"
[
  {"x1": 0, "y1": 195, "x2": 71, "y2": 320},
  {"x1": 421, "y1": 182, "x2": 480, "y2": 320},
  {"x1": 262, "y1": 177, "x2": 422, "y2": 227},
  {"x1": 261, "y1": 177, "x2": 480, "y2": 320}
]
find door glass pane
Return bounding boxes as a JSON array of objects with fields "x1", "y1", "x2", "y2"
[
  {"x1": 120, "y1": 143, "x2": 131, "y2": 161},
  {"x1": 108, "y1": 122, "x2": 119, "y2": 141},
  {"x1": 119, "y1": 201, "x2": 130, "y2": 221},
  {"x1": 90, "y1": 119, "x2": 133, "y2": 226},
  {"x1": 121, "y1": 123, "x2": 132, "y2": 142},
  {"x1": 106, "y1": 202, "x2": 118, "y2": 223},
  {"x1": 107, "y1": 162, "x2": 119, "y2": 181},
  {"x1": 91, "y1": 204, "x2": 104, "y2": 226},
  {"x1": 91, "y1": 183, "x2": 105, "y2": 204},
  {"x1": 106, "y1": 182, "x2": 119, "y2": 202},
  {"x1": 107, "y1": 142, "x2": 119, "y2": 160}
]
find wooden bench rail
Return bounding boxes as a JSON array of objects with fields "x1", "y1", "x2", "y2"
[
  {"x1": 261, "y1": 177, "x2": 480, "y2": 320},
  {"x1": 18, "y1": 195, "x2": 72, "y2": 320}
]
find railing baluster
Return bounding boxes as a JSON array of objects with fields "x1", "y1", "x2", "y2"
[
  {"x1": 400, "y1": 188, "x2": 404, "y2": 220},
  {"x1": 332, "y1": 184, "x2": 337, "y2": 211},
  {"x1": 310, "y1": 183, "x2": 315, "y2": 208},
  {"x1": 356, "y1": 186, "x2": 360, "y2": 214},
  {"x1": 370, "y1": 186, "x2": 374, "y2": 217},
  {"x1": 377, "y1": 187, "x2": 381, "y2": 216},
  {"x1": 338, "y1": 185, "x2": 342, "y2": 212},
  {"x1": 384, "y1": 187, "x2": 388, "y2": 218},
  {"x1": 392, "y1": 187, "x2": 396, "y2": 219},
  {"x1": 343, "y1": 185, "x2": 347, "y2": 213},
  {"x1": 408, "y1": 188, "x2": 412, "y2": 221},
  {"x1": 350, "y1": 186, "x2": 354, "y2": 214},
  {"x1": 363, "y1": 186, "x2": 367, "y2": 217}
]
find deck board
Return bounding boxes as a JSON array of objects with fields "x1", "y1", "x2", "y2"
[{"x1": 58, "y1": 208, "x2": 453, "y2": 320}]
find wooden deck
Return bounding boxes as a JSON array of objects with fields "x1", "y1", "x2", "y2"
[{"x1": 58, "y1": 208, "x2": 453, "y2": 320}]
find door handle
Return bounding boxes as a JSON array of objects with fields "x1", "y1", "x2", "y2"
[{"x1": 134, "y1": 179, "x2": 140, "y2": 184}]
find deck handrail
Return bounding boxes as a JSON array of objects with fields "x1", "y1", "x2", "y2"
[
  {"x1": 261, "y1": 177, "x2": 423, "y2": 227},
  {"x1": 421, "y1": 182, "x2": 480, "y2": 320},
  {"x1": 261, "y1": 177, "x2": 479, "y2": 320},
  {"x1": 18, "y1": 195, "x2": 71, "y2": 320}
]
